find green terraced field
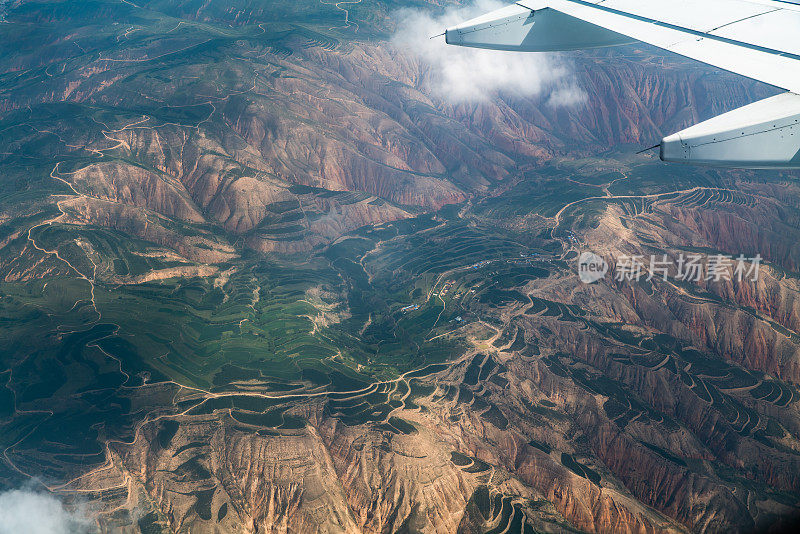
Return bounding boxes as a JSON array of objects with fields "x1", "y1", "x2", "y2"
[{"x1": 3, "y1": 1, "x2": 800, "y2": 531}]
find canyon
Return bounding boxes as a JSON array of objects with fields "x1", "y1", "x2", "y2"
[{"x1": 0, "y1": 1, "x2": 799, "y2": 533}]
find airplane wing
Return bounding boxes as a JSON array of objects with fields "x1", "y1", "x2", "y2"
[{"x1": 444, "y1": 0, "x2": 800, "y2": 168}]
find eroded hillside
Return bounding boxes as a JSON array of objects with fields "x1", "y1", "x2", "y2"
[{"x1": 0, "y1": 1, "x2": 799, "y2": 533}]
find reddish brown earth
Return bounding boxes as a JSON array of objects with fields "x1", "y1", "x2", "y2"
[{"x1": 1, "y1": 2, "x2": 799, "y2": 533}]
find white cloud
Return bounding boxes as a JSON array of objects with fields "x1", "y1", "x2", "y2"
[
  {"x1": 0, "y1": 488, "x2": 95, "y2": 534},
  {"x1": 546, "y1": 85, "x2": 588, "y2": 108},
  {"x1": 391, "y1": 0, "x2": 585, "y2": 106}
]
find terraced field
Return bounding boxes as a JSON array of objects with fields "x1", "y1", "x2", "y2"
[
  {"x1": 3, "y1": 156, "x2": 800, "y2": 531},
  {"x1": 3, "y1": 0, "x2": 800, "y2": 532}
]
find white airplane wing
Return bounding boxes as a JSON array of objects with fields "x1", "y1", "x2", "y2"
[{"x1": 444, "y1": 0, "x2": 800, "y2": 168}]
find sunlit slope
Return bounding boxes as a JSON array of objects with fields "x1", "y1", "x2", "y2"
[{"x1": 1, "y1": 1, "x2": 800, "y2": 533}]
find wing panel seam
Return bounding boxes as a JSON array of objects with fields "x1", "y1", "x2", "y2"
[
  {"x1": 706, "y1": 8, "x2": 781, "y2": 32},
  {"x1": 550, "y1": 0, "x2": 800, "y2": 61}
]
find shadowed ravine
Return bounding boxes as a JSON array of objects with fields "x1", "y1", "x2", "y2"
[{"x1": 1, "y1": 1, "x2": 800, "y2": 533}]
